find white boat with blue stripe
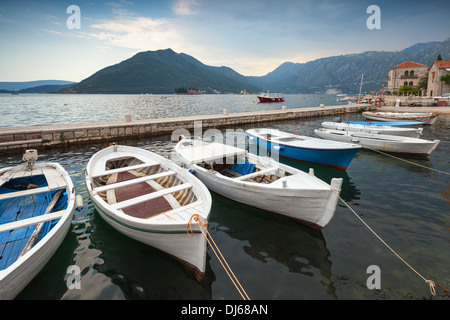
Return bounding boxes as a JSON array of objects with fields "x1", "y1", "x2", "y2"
[
  {"x1": 246, "y1": 128, "x2": 361, "y2": 170},
  {"x1": 314, "y1": 128, "x2": 440, "y2": 157}
]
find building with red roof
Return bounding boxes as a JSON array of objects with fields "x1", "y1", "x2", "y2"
[
  {"x1": 427, "y1": 60, "x2": 450, "y2": 97},
  {"x1": 385, "y1": 61, "x2": 429, "y2": 94}
]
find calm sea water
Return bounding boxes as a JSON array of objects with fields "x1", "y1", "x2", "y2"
[{"x1": 0, "y1": 94, "x2": 448, "y2": 301}]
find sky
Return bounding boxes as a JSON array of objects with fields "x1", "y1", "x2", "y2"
[{"x1": 0, "y1": 0, "x2": 449, "y2": 82}]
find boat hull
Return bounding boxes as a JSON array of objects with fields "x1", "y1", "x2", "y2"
[
  {"x1": 362, "y1": 112, "x2": 437, "y2": 125},
  {"x1": 0, "y1": 163, "x2": 75, "y2": 300},
  {"x1": 190, "y1": 164, "x2": 342, "y2": 229},
  {"x1": 321, "y1": 121, "x2": 423, "y2": 138},
  {"x1": 314, "y1": 129, "x2": 440, "y2": 156},
  {"x1": 92, "y1": 199, "x2": 208, "y2": 279},
  {"x1": 257, "y1": 96, "x2": 285, "y2": 103}
]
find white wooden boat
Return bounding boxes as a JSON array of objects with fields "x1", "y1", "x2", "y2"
[
  {"x1": 314, "y1": 129, "x2": 440, "y2": 156},
  {"x1": 0, "y1": 150, "x2": 77, "y2": 299},
  {"x1": 85, "y1": 144, "x2": 211, "y2": 280},
  {"x1": 175, "y1": 138, "x2": 343, "y2": 230},
  {"x1": 321, "y1": 121, "x2": 423, "y2": 138},
  {"x1": 362, "y1": 111, "x2": 438, "y2": 125}
]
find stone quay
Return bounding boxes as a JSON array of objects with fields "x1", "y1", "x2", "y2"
[{"x1": 0, "y1": 104, "x2": 375, "y2": 155}]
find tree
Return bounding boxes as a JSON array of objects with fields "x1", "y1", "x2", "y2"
[
  {"x1": 399, "y1": 85, "x2": 419, "y2": 95},
  {"x1": 437, "y1": 54, "x2": 443, "y2": 61},
  {"x1": 439, "y1": 74, "x2": 450, "y2": 85},
  {"x1": 417, "y1": 76, "x2": 428, "y2": 91}
]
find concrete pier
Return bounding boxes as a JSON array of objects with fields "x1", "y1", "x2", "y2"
[{"x1": 0, "y1": 104, "x2": 375, "y2": 154}]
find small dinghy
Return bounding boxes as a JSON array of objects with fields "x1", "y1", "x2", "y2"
[
  {"x1": 321, "y1": 121, "x2": 423, "y2": 138},
  {"x1": 0, "y1": 150, "x2": 77, "y2": 299},
  {"x1": 175, "y1": 138, "x2": 343, "y2": 230},
  {"x1": 85, "y1": 144, "x2": 212, "y2": 280},
  {"x1": 314, "y1": 129, "x2": 440, "y2": 157},
  {"x1": 246, "y1": 128, "x2": 361, "y2": 170}
]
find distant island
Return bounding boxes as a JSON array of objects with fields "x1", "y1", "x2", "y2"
[{"x1": 174, "y1": 87, "x2": 203, "y2": 94}]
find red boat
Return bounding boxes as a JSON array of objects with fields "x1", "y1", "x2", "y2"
[{"x1": 257, "y1": 91, "x2": 285, "y2": 103}]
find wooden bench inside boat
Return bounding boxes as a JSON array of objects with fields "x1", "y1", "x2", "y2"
[
  {"x1": 92, "y1": 170, "x2": 176, "y2": 194},
  {"x1": 111, "y1": 183, "x2": 193, "y2": 211},
  {"x1": 0, "y1": 186, "x2": 66, "y2": 201},
  {"x1": 91, "y1": 162, "x2": 159, "y2": 178},
  {"x1": 0, "y1": 210, "x2": 66, "y2": 233}
]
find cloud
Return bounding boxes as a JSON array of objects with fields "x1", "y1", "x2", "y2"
[
  {"x1": 173, "y1": 0, "x2": 199, "y2": 15},
  {"x1": 89, "y1": 16, "x2": 186, "y2": 51}
]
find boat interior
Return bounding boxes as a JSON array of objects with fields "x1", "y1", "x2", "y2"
[
  {"x1": 197, "y1": 156, "x2": 291, "y2": 184},
  {"x1": 0, "y1": 172, "x2": 68, "y2": 271},
  {"x1": 91, "y1": 156, "x2": 198, "y2": 219}
]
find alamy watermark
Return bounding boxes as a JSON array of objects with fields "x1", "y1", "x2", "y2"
[
  {"x1": 366, "y1": 265, "x2": 381, "y2": 290},
  {"x1": 66, "y1": 265, "x2": 81, "y2": 290},
  {"x1": 366, "y1": 5, "x2": 381, "y2": 30},
  {"x1": 66, "y1": 5, "x2": 81, "y2": 30}
]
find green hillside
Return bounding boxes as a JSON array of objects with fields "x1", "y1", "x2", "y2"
[{"x1": 66, "y1": 49, "x2": 260, "y2": 94}]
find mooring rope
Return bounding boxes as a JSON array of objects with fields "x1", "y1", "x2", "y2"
[
  {"x1": 336, "y1": 193, "x2": 448, "y2": 297},
  {"x1": 187, "y1": 214, "x2": 250, "y2": 300},
  {"x1": 364, "y1": 146, "x2": 450, "y2": 176}
]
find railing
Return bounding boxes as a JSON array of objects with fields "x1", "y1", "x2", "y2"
[{"x1": 400, "y1": 75, "x2": 419, "y2": 79}]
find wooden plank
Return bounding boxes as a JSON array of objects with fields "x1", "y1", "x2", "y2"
[
  {"x1": 93, "y1": 170, "x2": 176, "y2": 193},
  {"x1": 91, "y1": 162, "x2": 159, "y2": 178},
  {"x1": 111, "y1": 183, "x2": 193, "y2": 210},
  {"x1": 0, "y1": 211, "x2": 65, "y2": 233},
  {"x1": 0, "y1": 186, "x2": 64, "y2": 201},
  {"x1": 18, "y1": 190, "x2": 62, "y2": 257}
]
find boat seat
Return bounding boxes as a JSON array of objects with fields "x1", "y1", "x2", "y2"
[
  {"x1": 111, "y1": 183, "x2": 193, "y2": 211},
  {"x1": 93, "y1": 170, "x2": 176, "y2": 194},
  {"x1": 0, "y1": 186, "x2": 65, "y2": 201},
  {"x1": 0, "y1": 210, "x2": 66, "y2": 233},
  {"x1": 91, "y1": 162, "x2": 159, "y2": 178}
]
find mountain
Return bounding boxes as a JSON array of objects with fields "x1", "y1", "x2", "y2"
[
  {"x1": 66, "y1": 49, "x2": 260, "y2": 94},
  {"x1": 0, "y1": 80, "x2": 75, "y2": 91},
  {"x1": 249, "y1": 38, "x2": 450, "y2": 94},
  {"x1": 64, "y1": 38, "x2": 450, "y2": 95}
]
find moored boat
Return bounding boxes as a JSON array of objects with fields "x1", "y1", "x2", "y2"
[
  {"x1": 246, "y1": 128, "x2": 361, "y2": 170},
  {"x1": 321, "y1": 121, "x2": 423, "y2": 138},
  {"x1": 346, "y1": 121, "x2": 424, "y2": 127},
  {"x1": 314, "y1": 128, "x2": 440, "y2": 156},
  {"x1": 85, "y1": 144, "x2": 212, "y2": 280},
  {"x1": 0, "y1": 150, "x2": 77, "y2": 299},
  {"x1": 362, "y1": 111, "x2": 438, "y2": 125},
  {"x1": 175, "y1": 138, "x2": 343, "y2": 230},
  {"x1": 257, "y1": 90, "x2": 285, "y2": 102}
]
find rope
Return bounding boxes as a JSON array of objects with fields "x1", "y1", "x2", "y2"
[
  {"x1": 187, "y1": 214, "x2": 250, "y2": 300},
  {"x1": 363, "y1": 146, "x2": 449, "y2": 176},
  {"x1": 336, "y1": 193, "x2": 449, "y2": 297}
]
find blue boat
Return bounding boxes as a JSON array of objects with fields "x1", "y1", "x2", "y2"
[
  {"x1": 0, "y1": 150, "x2": 79, "y2": 299},
  {"x1": 246, "y1": 128, "x2": 361, "y2": 170}
]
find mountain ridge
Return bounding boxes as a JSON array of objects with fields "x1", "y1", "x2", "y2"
[{"x1": 5, "y1": 39, "x2": 449, "y2": 95}]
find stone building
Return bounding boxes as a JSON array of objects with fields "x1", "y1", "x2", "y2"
[
  {"x1": 427, "y1": 60, "x2": 450, "y2": 97},
  {"x1": 385, "y1": 61, "x2": 428, "y2": 94}
]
